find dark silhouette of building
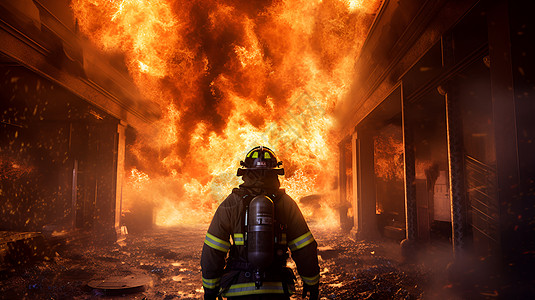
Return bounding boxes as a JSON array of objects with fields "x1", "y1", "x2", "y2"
[
  {"x1": 0, "y1": 1, "x2": 159, "y2": 243},
  {"x1": 337, "y1": 0, "x2": 534, "y2": 296}
]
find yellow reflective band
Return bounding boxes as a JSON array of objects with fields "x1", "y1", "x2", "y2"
[
  {"x1": 202, "y1": 276, "x2": 221, "y2": 289},
  {"x1": 264, "y1": 152, "x2": 271, "y2": 159},
  {"x1": 281, "y1": 233, "x2": 287, "y2": 244},
  {"x1": 204, "y1": 233, "x2": 230, "y2": 252},
  {"x1": 288, "y1": 231, "x2": 314, "y2": 251},
  {"x1": 233, "y1": 233, "x2": 244, "y2": 246},
  {"x1": 301, "y1": 274, "x2": 320, "y2": 285},
  {"x1": 251, "y1": 151, "x2": 258, "y2": 158},
  {"x1": 222, "y1": 282, "x2": 293, "y2": 297}
]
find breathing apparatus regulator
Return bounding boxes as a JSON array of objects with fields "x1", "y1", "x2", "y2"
[{"x1": 238, "y1": 146, "x2": 284, "y2": 288}]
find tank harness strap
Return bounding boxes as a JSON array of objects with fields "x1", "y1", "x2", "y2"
[
  {"x1": 241, "y1": 194, "x2": 254, "y2": 251},
  {"x1": 226, "y1": 260, "x2": 253, "y2": 271}
]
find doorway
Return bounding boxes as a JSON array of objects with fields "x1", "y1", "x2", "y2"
[{"x1": 356, "y1": 86, "x2": 406, "y2": 240}]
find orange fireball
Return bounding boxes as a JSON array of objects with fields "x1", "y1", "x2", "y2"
[{"x1": 71, "y1": 0, "x2": 382, "y2": 226}]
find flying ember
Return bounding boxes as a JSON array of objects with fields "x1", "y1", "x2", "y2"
[{"x1": 70, "y1": 0, "x2": 382, "y2": 226}]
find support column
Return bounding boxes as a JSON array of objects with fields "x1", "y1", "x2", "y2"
[
  {"x1": 115, "y1": 121, "x2": 126, "y2": 237},
  {"x1": 339, "y1": 136, "x2": 354, "y2": 232},
  {"x1": 339, "y1": 140, "x2": 347, "y2": 219},
  {"x1": 71, "y1": 159, "x2": 78, "y2": 229},
  {"x1": 358, "y1": 131, "x2": 378, "y2": 239},
  {"x1": 445, "y1": 92, "x2": 468, "y2": 257},
  {"x1": 90, "y1": 119, "x2": 123, "y2": 242},
  {"x1": 488, "y1": 0, "x2": 524, "y2": 280},
  {"x1": 350, "y1": 132, "x2": 359, "y2": 239},
  {"x1": 402, "y1": 101, "x2": 417, "y2": 243}
]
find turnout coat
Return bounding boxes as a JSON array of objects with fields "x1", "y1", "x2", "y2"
[{"x1": 201, "y1": 187, "x2": 320, "y2": 298}]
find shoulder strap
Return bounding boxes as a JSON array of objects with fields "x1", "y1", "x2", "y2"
[{"x1": 241, "y1": 193, "x2": 254, "y2": 252}]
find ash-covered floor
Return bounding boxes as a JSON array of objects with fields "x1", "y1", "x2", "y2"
[{"x1": 0, "y1": 225, "x2": 460, "y2": 300}]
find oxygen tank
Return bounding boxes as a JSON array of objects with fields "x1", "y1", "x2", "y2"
[{"x1": 247, "y1": 195, "x2": 274, "y2": 269}]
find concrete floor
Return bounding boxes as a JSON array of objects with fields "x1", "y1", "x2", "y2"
[{"x1": 0, "y1": 224, "x2": 464, "y2": 299}]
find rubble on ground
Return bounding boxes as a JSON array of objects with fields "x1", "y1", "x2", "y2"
[{"x1": 0, "y1": 225, "x2": 446, "y2": 299}]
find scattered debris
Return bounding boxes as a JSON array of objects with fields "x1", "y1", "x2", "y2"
[{"x1": 0, "y1": 225, "x2": 437, "y2": 299}]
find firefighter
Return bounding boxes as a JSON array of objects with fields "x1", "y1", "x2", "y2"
[{"x1": 201, "y1": 146, "x2": 320, "y2": 300}]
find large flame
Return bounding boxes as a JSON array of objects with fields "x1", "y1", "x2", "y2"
[{"x1": 71, "y1": 0, "x2": 382, "y2": 227}]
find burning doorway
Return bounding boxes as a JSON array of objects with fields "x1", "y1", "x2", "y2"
[
  {"x1": 353, "y1": 86, "x2": 406, "y2": 240},
  {"x1": 374, "y1": 123, "x2": 405, "y2": 240}
]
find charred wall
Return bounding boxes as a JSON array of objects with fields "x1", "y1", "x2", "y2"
[
  {"x1": 0, "y1": 63, "x2": 122, "y2": 239},
  {"x1": 1, "y1": 64, "x2": 78, "y2": 231},
  {"x1": 0, "y1": 0, "x2": 159, "y2": 242},
  {"x1": 339, "y1": 0, "x2": 535, "y2": 295}
]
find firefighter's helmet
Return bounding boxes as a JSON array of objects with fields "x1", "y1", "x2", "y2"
[{"x1": 237, "y1": 146, "x2": 284, "y2": 176}]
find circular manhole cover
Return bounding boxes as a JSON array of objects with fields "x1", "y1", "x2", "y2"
[{"x1": 88, "y1": 274, "x2": 152, "y2": 294}]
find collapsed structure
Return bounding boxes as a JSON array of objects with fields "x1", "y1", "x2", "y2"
[{"x1": 337, "y1": 0, "x2": 533, "y2": 293}]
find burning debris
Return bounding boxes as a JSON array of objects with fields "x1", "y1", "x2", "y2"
[{"x1": 0, "y1": 156, "x2": 34, "y2": 180}]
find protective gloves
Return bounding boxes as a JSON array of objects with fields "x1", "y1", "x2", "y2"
[
  {"x1": 203, "y1": 287, "x2": 219, "y2": 300},
  {"x1": 302, "y1": 283, "x2": 319, "y2": 300}
]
